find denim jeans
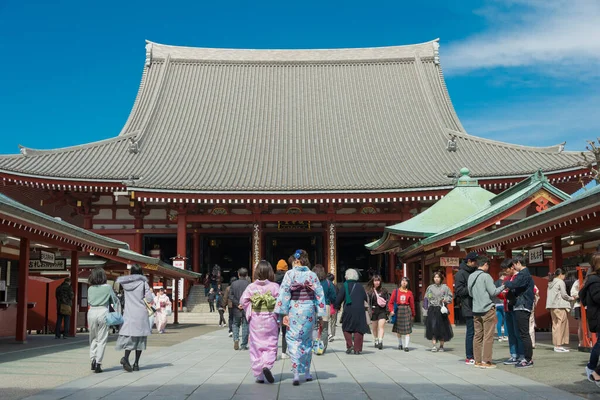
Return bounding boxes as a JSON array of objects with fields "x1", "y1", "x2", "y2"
[
  {"x1": 465, "y1": 316, "x2": 474, "y2": 359},
  {"x1": 496, "y1": 304, "x2": 508, "y2": 337},
  {"x1": 55, "y1": 313, "x2": 70, "y2": 338},
  {"x1": 505, "y1": 312, "x2": 524, "y2": 358},
  {"x1": 514, "y1": 310, "x2": 533, "y2": 361},
  {"x1": 232, "y1": 312, "x2": 249, "y2": 346},
  {"x1": 589, "y1": 338, "x2": 600, "y2": 372}
]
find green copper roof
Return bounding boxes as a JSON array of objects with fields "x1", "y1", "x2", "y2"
[
  {"x1": 366, "y1": 168, "x2": 495, "y2": 252},
  {"x1": 395, "y1": 170, "x2": 571, "y2": 258},
  {"x1": 459, "y1": 183, "x2": 600, "y2": 250}
]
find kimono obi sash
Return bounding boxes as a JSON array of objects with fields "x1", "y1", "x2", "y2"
[
  {"x1": 290, "y1": 281, "x2": 316, "y2": 301},
  {"x1": 250, "y1": 292, "x2": 276, "y2": 313}
]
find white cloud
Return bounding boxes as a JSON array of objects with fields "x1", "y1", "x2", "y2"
[{"x1": 443, "y1": 0, "x2": 600, "y2": 77}]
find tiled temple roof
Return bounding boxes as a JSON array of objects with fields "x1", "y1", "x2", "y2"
[{"x1": 0, "y1": 40, "x2": 583, "y2": 194}]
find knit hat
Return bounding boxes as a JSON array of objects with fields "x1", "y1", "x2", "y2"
[{"x1": 276, "y1": 259, "x2": 288, "y2": 271}]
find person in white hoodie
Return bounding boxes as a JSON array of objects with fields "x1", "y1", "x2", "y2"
[{"x1": 546, "y1": 268, "x2": 574, "y2": 352}]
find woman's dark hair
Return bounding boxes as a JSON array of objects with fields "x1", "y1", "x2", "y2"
[
  {"x1": 313, "y1": 264, "x2": 326, "y2": 281},
  {"x1": 253, "y1": 260, "x2": 274, "y2": 281},
  {"x1": 130, "y1": 264, "x2": 143, "y2": 275},
  {"x1": 549, "y1": 268, "x2": 565, "y2": 282},
  {"x1": 88, "y1": 267, "x2": 107, "y2": 285},
  {"x1": 432, "y1": 271, "x2": 444, "y2": 283},
  {"x1": 288, "y1": 249, "x2": 311, "y2": 268},
  {"x1": 327, "y1": 273, "x2": 335, "y2": 281},
  {"x1": 592, "y1": 253, "x2": 600, "y2": 274},
  {"x1": 366, "y1": 274, "x2": 383, "y2": 293},
  {"x1": 400, "y1": 276, "x2": 411, "y2": 291}
]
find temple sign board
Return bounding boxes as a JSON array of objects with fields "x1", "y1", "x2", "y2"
[
  {"x1": 529, "y1": 246, "x2": 544, "y2": 264},
  {"x1": 440, "y1": 257, "x2": 460, "y2": 267}
]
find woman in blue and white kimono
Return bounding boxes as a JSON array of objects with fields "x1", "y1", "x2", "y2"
[{"x1": 274, "y1": 249, "x2": 326, "y2": 386}]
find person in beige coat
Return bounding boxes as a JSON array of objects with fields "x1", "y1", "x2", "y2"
[{"x1": 546, "y1": 269, "x2": 574, "y2": 352}]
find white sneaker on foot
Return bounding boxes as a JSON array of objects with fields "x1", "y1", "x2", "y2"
[
  {"x1": 281, "y1": 353, "x2": 289, "y2": 359},
  {"x1": 554, "y1": 347, "x2": 569, "y2": 352}
]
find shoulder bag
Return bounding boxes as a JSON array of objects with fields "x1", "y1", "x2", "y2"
[
  {"x1": 106, "y1": 289, "x2": 124, "y2": 326},
  {"x1": 142, "y1": 284, "x2": 156, "y2": 317}
]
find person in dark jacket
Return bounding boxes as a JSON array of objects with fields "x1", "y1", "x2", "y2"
[
  {"x1": 275, "y1": 259, "x2": 289, "y2": 357},
  {"x1": 55, "y1": 278, "x2": 74, "y2": 339},
  {"x1": 223, "y1": 277, "x2": 237, "y2": 336},
  {"x1": 229, "y1": 268, "x2": 250, "y2": 350},
  {"x1": 327, "y1": 273, "x2": 339, "y2": 342},
  {"x1": 454, "y1": 252, "x2": 478, "y2": 364},
  {"x1": 334, "y1": 268, "x2": 370, "y2": 354},
  {"x1": 208, "y1": 288, "x2": 216, "y2": 312},
  {"x1": 580, "y1": 252, "x2": 600, "y2": 384},
  {"x1": 503, "y1": 255, "x2": 535, "y2": 369}
]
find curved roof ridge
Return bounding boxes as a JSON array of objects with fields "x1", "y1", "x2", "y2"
[
  {"x1": 10, "y1": 132, "x2": 138, "y2": 158},
  {"x1": 145, "y1": 39, "x2": 440, "y2": 63},
  {"x1": 447, "y1": 129, "x2": 571, "y2": 154}
]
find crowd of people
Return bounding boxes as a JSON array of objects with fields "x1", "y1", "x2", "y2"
[{"x1": 76, "y1": 245, "x2": 600, "y2": 386}]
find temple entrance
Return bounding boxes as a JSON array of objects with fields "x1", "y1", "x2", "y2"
[
  {"x1": 264, "y1": 233, "x2": 323, "y2": 270},
  {"x1": 337, "y1": 234, "x2": 383, "y2": 282},
  {"x1": 202, "y1": 235, "x2": 252, "y2": 284}
]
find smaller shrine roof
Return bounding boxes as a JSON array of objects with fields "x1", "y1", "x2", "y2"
[
  {"x1": 0, "y1": 193, "x2": 200, "y2": 280},
  {"x1": 459, "y1": 184, "x2": 600, "y2": 251},
  {"x1": 366, "y1": 168, "x2": 495, "y2": 252},
  {"x1": 368, "y1": 170, "x2": 571, "y2": 256}
]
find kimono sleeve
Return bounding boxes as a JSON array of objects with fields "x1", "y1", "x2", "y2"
[
  {"x1": 312, "y1": 274, "x2": 327, "y2": 318},
  {"x1": 240, "y1": 285, "x2": 253, "y2": 322},
  {"x1": 274, "y1": 271, "x2": 292, "y2": 315}
]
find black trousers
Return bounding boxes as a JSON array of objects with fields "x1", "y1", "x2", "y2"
[
  {"x1": 280, "y1": 325, "x2": 288, "y2": 354},
  {"x1": 514, "y1": 310, "x2": 533, "y2": 361},
  {"x1": 218, "y1": 309, "x2": 226, "y2": 325},
  {"x1": 228, "y1": 309, "x2": 234, "y2": 332}
]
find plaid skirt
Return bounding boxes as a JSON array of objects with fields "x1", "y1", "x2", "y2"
[{"x1": 392, "y1": 304, "x2": 413, "y2": 334}]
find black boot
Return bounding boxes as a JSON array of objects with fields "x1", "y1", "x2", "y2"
[
  {"x1": 133, "y1": 363, "x2": 140, "y2": 371},
  {"x1": 95, "y1": 364, "x2": 103, "y2": 373},
  {"x1": 120, "y1": 357, "x2": 133, "y2": 372},
  {"x1": 91, "y1": 360, "x2": 96, "y2": 370}
]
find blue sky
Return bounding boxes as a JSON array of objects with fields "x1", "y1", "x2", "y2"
[{"x1": 0, "y1": 0, "x2": 598, "y2": 154}]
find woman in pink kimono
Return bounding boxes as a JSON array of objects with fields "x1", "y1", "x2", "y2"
[
  {"x1": 240, "y1": 260, "x2": 280, "y2": 384},
  {"x1": 153, "y1": 288, "x2": 172, "y2": 334},
  {"x1": 274, "y1": 249, "x2": 326, "y2": 386}
]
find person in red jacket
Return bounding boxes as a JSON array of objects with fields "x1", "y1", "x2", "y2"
[{"x1": 388, "y1": 277, "x2": 416, "y2": 352}]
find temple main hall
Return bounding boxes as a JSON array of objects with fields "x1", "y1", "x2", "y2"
[{"x1": 0, "y1": 39, "x2": 587, "y2": 290}]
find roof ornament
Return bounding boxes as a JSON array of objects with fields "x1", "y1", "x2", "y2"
[
  {"x1": 558, "y1": 142, "x2": 565, "y2": 153},
  {"x1": 145, "y1": 41, "x2": 153, "y2": 68},
  {"x1": 18, "y1": 145, "x2": 27, "y2": 157},
  {"x1": 433, "y1": 40, "x2": 440, "y2": 65},
  {"x1": 455, "y1": 167, "x2": 478, "y2": 187},
  {"x1": 447, "y1": 134, "x2": 458, "y2": 152},
  {"x1": 128, "y1": 137, "x2": 140, "y2": 154}
]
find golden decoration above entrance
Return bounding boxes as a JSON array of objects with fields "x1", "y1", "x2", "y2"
[{"x1": 277, "y1": 221, "x2": 311, "y2": 231}]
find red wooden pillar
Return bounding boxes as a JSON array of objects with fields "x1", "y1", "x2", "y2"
[
  {"x1": 193, "y1": 232, "x2": 200, "y2": 274},
  {"x1": 69, "y1": 251, "x2": 79, "y2": 337},
  {"x1": 504, "y1": 249, "x2": 512, "y2": 260},
  {"x1": 551, "y1": 236, "x2": 562, "y2": 273},
  {"x1": 148, "y1": 274, "x2": 155, "y2": 289},
  {"x1": 445, "y1": 265, "x2": 455, "y2": 325},
  {"x1": 16, "y1": 238, "x2": 30, "y2": 343},
  {"x1": 388, "y1": 253, "x2": 396, "y2": 284}
]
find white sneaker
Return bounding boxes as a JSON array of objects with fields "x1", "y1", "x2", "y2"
[
  {"x1": 586, "y1": 366, "x2": 595, "y2": 382},
  {"x1": 228, "y1": 332, "x2": 233, "y2": 337},
  {"x1": 281, "y1": 353, "x2": 289, "y2": 359},
  {"x1": 431, "y1": 345, "x2": 438, "y2": 352},
  {"x1": 554, "y1": 347, "x2": 569, "y2": 352}
]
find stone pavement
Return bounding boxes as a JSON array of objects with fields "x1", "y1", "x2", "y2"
[{"x1": 2, "y1": 323, "x2": 594, "y2": 400}]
